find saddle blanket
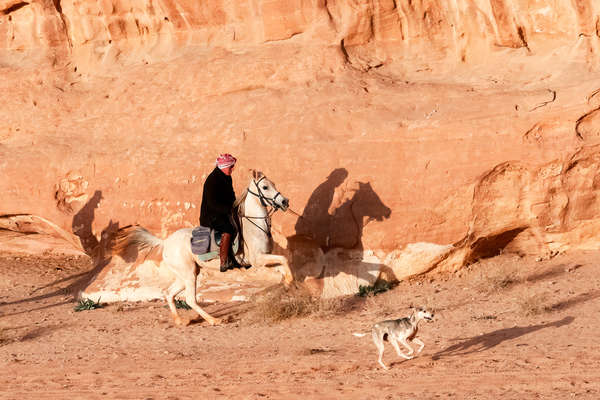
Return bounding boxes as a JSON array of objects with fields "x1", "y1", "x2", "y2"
[
  {"x1": 190, "y1": 226, "x2": 211, "y2": 255},
  {"x1": 190, "y1": 226, "x2": 238, "y2": 262}
]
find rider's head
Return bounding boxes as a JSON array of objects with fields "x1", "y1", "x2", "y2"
[{"x1": 216, "y1": 153, "x2": 237, "y2": 176}]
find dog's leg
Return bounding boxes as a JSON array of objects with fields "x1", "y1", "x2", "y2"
[
  {"x1": 412, "y1": 337, "x2": 425, "y2": 354},
  {"x1": 391, "y1": 339, "x2": 413, "y2": 360},
  {"x1": 372, "y1": 331, "x2": 388, "y2": 370},
  {"x1": 377, "y1": 344, "x2": 388, "y2": 370},
  {"x1": 398, "y1": 338, "x2": 415, "y2": 356}
]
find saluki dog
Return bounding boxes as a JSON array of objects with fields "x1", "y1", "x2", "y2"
[{"x1": 354, "y1": 307, "x2": 435, "y2": 369}]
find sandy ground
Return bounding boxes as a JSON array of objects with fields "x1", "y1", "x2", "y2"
[{"x1": 1, "y1": 250, "x2": 599, "y2": 399}]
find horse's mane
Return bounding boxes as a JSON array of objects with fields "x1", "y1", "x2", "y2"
[{"x1": 234, "y1": 188, "x2": 248, "y2": 212}]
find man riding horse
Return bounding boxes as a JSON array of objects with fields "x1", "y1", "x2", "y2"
[{"x1": 200, "y1": 153, "x2": 245, "y2": 272}]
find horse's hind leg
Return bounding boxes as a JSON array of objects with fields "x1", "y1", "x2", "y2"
[
  {"x1": 179, "y1": 267, "x2": 221, "y2": 326},
  {"x1": 165, "y1": 280, "x2": 186, "y2": 326}
]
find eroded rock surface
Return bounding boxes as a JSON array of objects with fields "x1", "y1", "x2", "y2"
[{"x1": 3, "y1": 1, "x2": 600, "y2": 299}]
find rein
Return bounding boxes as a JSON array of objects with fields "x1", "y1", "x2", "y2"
[{"x1": 242, "y1": 208, "x2": 277, "y2": 237}]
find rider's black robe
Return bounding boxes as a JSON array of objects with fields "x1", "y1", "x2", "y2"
[{"x1": 199, "y1": 167, "x2": 236, "y2": 234}]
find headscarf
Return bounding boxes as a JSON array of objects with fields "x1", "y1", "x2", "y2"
[{"x1": 216, "y1": 153, "x2": 237, "y2": 169}]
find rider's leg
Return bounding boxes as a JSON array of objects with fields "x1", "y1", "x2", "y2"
[
  {"x1": 216, "y1": 219, "x2": 244, "y2": 271},
  {"x1": 219, "y1": 232, "x2": 232, "y2": 272}
]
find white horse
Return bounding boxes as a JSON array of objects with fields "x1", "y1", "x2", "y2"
[{"x1": 113, "y1": 169, "x2": 293, "y2": 326}]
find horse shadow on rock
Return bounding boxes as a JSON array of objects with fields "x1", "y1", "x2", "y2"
[{"x1": 287, "y1": 168, "x2": 392, "y2": 292}]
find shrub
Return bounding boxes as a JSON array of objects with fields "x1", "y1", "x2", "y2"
[
  {"x1": 518, "y1": 293, "x2": 551, "y2": 316},
  {"x1": 472, "y1": 261, "x2": 521, "y2": 293},
  {"x1": 357, "y1": 280, "x2": 393, "y2": 297},
  {"x1": 74, "y1": 298, "x2": 103, "y2": 312},
  {"x1": 248, "y1": 285, "x2": 351, "y2": 323},
  {"x1": 175, "y1": 299, "x2": 191, "y2": 309}
]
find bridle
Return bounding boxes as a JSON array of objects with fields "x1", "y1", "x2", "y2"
[
  {"x1": 242, "y1": 176, "x2": 284, "y2": 237},
  {"x1": 247, "y1": 176, "x2": 284, "y2": 210}
]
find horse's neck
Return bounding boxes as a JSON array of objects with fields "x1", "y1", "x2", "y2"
[
  {"x1": 241, "y1": 183, "x2": 272, "y2": 258},
  {"x1": 234, "y1": 189, "x2": 248, "y2": 208},
  {"x1": 244, "y1": 190, "x2": 268, "y2": 220},
  {"x1": 242, "y1": 187, "x2": 270, "y2": 247}
]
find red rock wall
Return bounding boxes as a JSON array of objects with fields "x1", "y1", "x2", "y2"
[
  {"x1": 2, "y1": 0, "x2": 600, "y2": 277},
  {"x1": 2, "y1": 1, "x2": 598, "y2": 69}
]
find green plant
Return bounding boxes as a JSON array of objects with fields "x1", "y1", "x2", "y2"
[
  {"x1": 174, "y1": 300, "x2": 191, "y2": 309},
  {"x1": 162, "y1": 300, "x2": 192, "y2": 310},
  {"x1": 74, "y1": 298, "x2": 103, "y2": 312},
  {"x1": 357, "y1": 280, "x2": 393, "y2": 297}
]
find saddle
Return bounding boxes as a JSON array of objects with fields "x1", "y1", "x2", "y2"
[{"x1": 190, "y1": 226, "x2": 240, "y2": 262}]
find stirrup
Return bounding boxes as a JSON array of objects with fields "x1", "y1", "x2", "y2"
[{"x1": 220, "y1": 258, "x2": 242, "y2": 272}]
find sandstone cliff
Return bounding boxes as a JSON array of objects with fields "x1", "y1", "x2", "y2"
[{"x1": 2, "y1": 1, "x2": 600, "y2": 299}]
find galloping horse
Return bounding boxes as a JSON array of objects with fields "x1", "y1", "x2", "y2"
[{"x1": 113, "y1": 170, "x2": 293, "y2": 326}]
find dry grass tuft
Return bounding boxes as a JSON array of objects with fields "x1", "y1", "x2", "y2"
[
  {"x1": 247, "y1": 285, "x2": 352, "y2": 323},
  {"x1": 472, "y1": 259, "x2": 523, "y2": 293},
  {"x1": 518, "y1": 292, "x2": 552, "y2": 316},
  {"x1": 249, "y1": 286, "x2": 313, "y2": 323}
]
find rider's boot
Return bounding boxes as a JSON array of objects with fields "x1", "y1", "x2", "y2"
[{"x1": 219, "y1": 233, "x2": 232, "y2": 272}]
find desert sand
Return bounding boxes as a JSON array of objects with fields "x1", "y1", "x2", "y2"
[{"x1": 1, "y1": 249, "x2": 599, "y2": 399}]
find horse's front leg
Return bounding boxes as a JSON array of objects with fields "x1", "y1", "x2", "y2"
[{"x1": 254, "y1": 253, "x2": 294, "y2": 286}]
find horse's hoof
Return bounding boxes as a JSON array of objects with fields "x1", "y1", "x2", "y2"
[
  {"x1": 209, "y1": 318, "x2": 222, "y2": 326},
  {"x1": 174, "y1": 316, "x2": 190, "y2": 326},
  {"x1": 283, "y1": 276, "x2": 295, "y2": 287}
]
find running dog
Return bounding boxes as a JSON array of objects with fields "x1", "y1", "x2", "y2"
[{"x1": 353, "y1": 307, "x2": 435, "y2": 370}]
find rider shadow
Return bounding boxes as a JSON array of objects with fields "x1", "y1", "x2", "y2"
[
  {"x1": 288, "y1": 168, "x2": 392, "y2": 287},
  {"x1": 294, "y1": 168, "x2": 348, "y2": 251}
]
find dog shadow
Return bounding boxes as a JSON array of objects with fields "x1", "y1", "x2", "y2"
[{"x1": 432, "y1": 316, "x2": 574, "y2": 359}]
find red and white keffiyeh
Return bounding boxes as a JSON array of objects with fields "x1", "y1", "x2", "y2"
[{"x1": 216, "y1": 153, "x2": 237, "y2": 169}]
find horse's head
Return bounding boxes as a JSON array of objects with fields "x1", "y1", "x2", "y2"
[
  {"x1": 249, "y1": 170, "x2": 289, "y2": 211},
  {"x1": 352, "y1": 181, "x2": 391, "y2": 224}
]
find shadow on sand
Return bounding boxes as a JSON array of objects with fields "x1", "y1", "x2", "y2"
[
  {"x1": 432, "y1": 316, "x2": 574, "y2": 359},
  {"x1": 0, "y1": 191, "x2": 119, "y2": 314}
]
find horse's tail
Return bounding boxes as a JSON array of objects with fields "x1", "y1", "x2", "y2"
[{"x1": 112, "y1": 224, "x2": 164, "y2": 256}]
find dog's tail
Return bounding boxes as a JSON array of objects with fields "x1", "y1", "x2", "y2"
[{"x1": 352, "y1": 332, "x2": 368, "y2": 337}]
